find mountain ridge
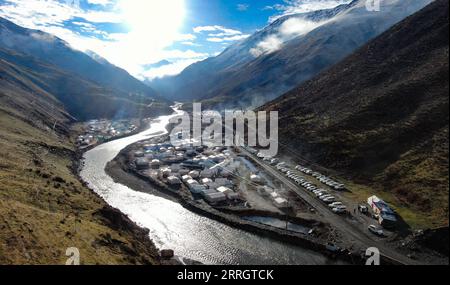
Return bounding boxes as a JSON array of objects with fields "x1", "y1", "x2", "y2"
[
  {"x1": 150, "y1": 0, "x2": 432, "y2": 110},
  {"x1": 0, "y1": 17, "x2": 167, "y2": 103},
  {"x1": 260, "y1": 0, "x2": 449, "y2": 227},
  {"x1": 0, "y1": 47, "x2": 171, "y2": 121}
]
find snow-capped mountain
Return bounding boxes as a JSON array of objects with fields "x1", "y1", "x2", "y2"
[{"x1": 150, "y1": 0, "x2": 433, "y2": 109}]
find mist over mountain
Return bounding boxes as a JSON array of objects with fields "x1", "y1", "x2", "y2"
[
  {"x1": 261, "y1": 0, "x2": 449, "y2": 225},
  {"x1": 150, "y1": 0, "x2": 432, "y2": 109}
]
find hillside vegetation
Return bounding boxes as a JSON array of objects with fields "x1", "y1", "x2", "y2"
[
  {"x1": 261, "y1": 0, "x2": 449, "y2": 228},
  {"x1": 0, "y1": 85, "x2": 164, "y2": 264},
  {"x1": 0, "y1": 45, "x2": 166, "y2": 266}
]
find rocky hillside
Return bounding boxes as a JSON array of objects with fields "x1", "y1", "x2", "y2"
[{"x1": 261, "y1": 0, "x2": 449, "y2": 227}]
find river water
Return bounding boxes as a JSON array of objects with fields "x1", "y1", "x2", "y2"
[{"x1": 79, "y1": 109, "x2": 340, "y2": 265}]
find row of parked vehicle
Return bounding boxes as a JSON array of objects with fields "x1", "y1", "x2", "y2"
[
  {"x1": 275, "y1": 163, "x2": 348, "y2": 214},
  {"x1": 295, "y1": 165, "x2": 347, "y2": 191}
]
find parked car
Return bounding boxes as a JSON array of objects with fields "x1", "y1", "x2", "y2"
[
  {"x1": 315, "y1": 191, "x2": 327, "y2": 197},
  {"x1": 326, "y1": 243, "x2": 340, "y2": 253},
  {"x1": 323, "y1": 197, "x2": 337, "y2": 204},
  {"x1": 329, "y1": 202, "x2": 343, "y2": 208},
  {"x1": 358, "y1": 205, "x2": 369, "y2": 214},
  {"x1": 332, "y1": 207, "x2": 347, "y2": 214},
  {"x1": 368, "y1": 225, "x2": 384, "y2": 236},
  {"x1": 319, "y1": 194, "x2": 333, "y2": 200},
  {"x1": 335, "y1": 184, "x2": 346, "y2": 191}
]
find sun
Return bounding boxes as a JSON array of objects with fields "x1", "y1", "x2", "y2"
[{"x1": 119, "y1": 0, "x2": 186, "y2": 35}]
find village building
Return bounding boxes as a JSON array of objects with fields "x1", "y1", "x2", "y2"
[
  {"x1": 257, "y1": 186, "x2": 274, "y2": 197},
  {"x1": 167, "y1": 176, "x2": 182, "y2": 185},
  {"x1": 135, "y1": 158, "x2": 149, "y2": 170},
  {"x1": 204, "y1": 192, "x2": 227, "y2": 204},
  {"x1": 274, "y1": 197, "x2": 289, "y2": 209},
  {"x1": 150, "y1": 159, "x2": 161, "y2": 168},
  {"x1": 250, "y1": 174, "x2": 265, "y2": 184}
]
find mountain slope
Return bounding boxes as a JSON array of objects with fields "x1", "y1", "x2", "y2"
[
  {"x1": 150, "y1": 0, "x2": 355, "y2": 104},
  {"x1": 0, "y1": 17, "x2": 165, "y2": 103},
  {"x1": 0, "y1": 48, "x2": 171, "y2": 121},
  {"x1": 261, "y1": 0, "x2": 449, "y2": 227},
  {"x1": 1, "y1": 52, "x2": 163, "y2": 265},
  {"x1": 151, "y1": 0, "x2": 432, "y2": 109}
]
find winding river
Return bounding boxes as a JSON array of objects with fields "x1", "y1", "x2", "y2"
[{"x1": 80, "y1": 109, "x2": 340, "y2": 265}]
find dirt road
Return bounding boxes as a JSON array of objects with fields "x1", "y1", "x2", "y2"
[{"x1": 240, "y1": 148, "x2": 420, "y2": 265}]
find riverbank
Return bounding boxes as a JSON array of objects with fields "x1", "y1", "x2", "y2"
[
  {"x1": 72, "y1": 115, "x2": 200, "y2": 265},
  {"x1": 105, "y1": 141, "x2": 372, "y2": 265},
  {"x1": 0, "y1": 108, "x2": 177, "y2": 264}
]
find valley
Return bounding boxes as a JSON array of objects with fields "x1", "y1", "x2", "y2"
[{"x1": 0, "y1": 0, "x2": 448, "y2": 267}]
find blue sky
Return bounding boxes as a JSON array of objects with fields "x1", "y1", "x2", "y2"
[{"x1": 0, "y1": 0, "x2": 348, "y2": 80}]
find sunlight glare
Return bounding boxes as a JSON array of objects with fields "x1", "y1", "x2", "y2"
[{"x1": 119, "y1": 0, "x2": 186, "y2": 35}]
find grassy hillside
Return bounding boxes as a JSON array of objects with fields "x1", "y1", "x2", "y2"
[
  {"x1": 0, "y1": 17, "x2": 166, "y2": 103},
  {"x1": 0, "y1": 51, "x2": 164, "y2": 265},
  {"x1": 1, "y1": 48, "x2": 172, "y2": 121},
  {"x1": 261, "y1": 0, "x2": 449, "y2": 228}
]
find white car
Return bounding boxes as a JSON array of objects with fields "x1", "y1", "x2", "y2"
[
  {"x1": 368, "y1": 225, "x2": 384, "y2": 236},
  {"x1": 332, "y1": 207, "x2": 346, "y2": 214},
  {"x1": 335, "y1": 184, "x2": 346, "y2": 191},
  {"x1": 329, "y1": 202, "x2": 343, "y2": 208},
  {"x1": 315, "y1": 191, "x2": 327, "y2": 197},
  {"x1": 323, "y1": 197, "x2": 337, "y2": 204},
  {"x1": 319, "y1": 194, "x2": 333, "y2": 200}
]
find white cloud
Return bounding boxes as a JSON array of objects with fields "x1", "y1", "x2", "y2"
[
  {"x1": 194, "y1": 24, "x2": 249, "y2": 46},
  {"x1": 267, "y1": 0, "x2": 351, "y2": 22},
  {"x1": 181, "y1": 41, "x2": 201, "y2": 47},
  {"x1": 141, "y1": 58, "x2": 206, "y2": 80},
  {"x1": 279, "y1": 17, "x2": 324, "y2": 36},
  {"x1": 174, "y1": 33, "x2": 197, "y2": 41},
  {"x1": 137, "y1": 49, "x2": 208, "y2": 80},
  {"x1": 86, "y1": 0, "x2": 114, "y2": 6},
  {"x1": 250, "y1": 35, "x2": 283, "y2": 57},
  {"x1": 250, "y1": 18, "x2": 327, "y2": 57},
  {"x1": 237, "y1": 4, "x2": 249, "y2": 11},
  {"x1": 250, "y1": 1, "x2": 344, "y2": 57},
  {"x1": 194, "y1": 25, "x2": 242, "y2": 36},
  {"x1": 207, "y1": 34, "x2": 249, "y2": 43}
]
